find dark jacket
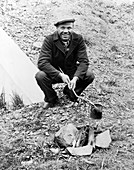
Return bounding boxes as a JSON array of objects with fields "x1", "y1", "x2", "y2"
[{"x1": 37, "y1": 31, "x2": 89, "y2": 80}]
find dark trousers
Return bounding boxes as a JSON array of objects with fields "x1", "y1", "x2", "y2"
[{"x1": 35, "y1": 68, "x2": 95, "y2": 103}]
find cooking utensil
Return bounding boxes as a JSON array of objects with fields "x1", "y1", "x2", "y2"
[
  {"x1": 72, "y1": 89, "x2": 102, "y2": 119},
  {"x1": 59, "y1": 67, "x2": 102, "y2": 119}
]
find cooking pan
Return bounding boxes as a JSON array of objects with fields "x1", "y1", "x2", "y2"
[
  {"x1": 59, "y1": 67, "x2": 102, "y2": 119},
  {"x1": 72, "y1": 89, "x2": 103, "y2": 119}
]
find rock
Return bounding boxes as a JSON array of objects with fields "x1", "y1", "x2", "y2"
[
  {"x1": 50, "y1": 148, "x2": 60, "y2": 154},
  {"x1": 95, "y1": 130, "x2": 112, "y2": 148},
  {"x1": 32, "y1": 42, "x2": 42, "y2": 50},
  {"x1": 67, "y1": 144, "x2": 93, "y2": 156},
  {"x1": 55, "y1": 123, "x2": 79, "y2": 147}
]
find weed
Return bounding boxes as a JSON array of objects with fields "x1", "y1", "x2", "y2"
[
  {"x1": 11, "y1": 91, "x2": 24, "y2": 110},
  {"x1": 0, "y1": 88, "x2": 6, "y2": 109}
]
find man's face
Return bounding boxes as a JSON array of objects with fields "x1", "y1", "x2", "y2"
[{"x1": 57, "y1": 22, "x2": 74, "y2": 41}]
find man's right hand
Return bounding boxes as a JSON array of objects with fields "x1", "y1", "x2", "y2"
[{"x1": 59, "y1": 73, "x2": 71, "y2": 88}]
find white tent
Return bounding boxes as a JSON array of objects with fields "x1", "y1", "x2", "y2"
[{"x1": 0, "y1": 27, "x2": 43, "y2": 106}]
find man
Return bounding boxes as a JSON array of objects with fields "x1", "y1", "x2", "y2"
[{"x1": 35, "y1": 17, "x2": 95, "y2": 109}]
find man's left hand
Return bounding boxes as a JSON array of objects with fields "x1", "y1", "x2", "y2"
[{"x1": 69, "y1": 76, "x2": 79, "y2": 90}]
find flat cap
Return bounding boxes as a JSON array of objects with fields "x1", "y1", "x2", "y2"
[{"x1": 54, "y1": 18, "x2": 75, "y2": 27}]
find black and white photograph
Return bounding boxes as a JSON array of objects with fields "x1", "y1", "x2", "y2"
[{"x1": 0, "y1": 0, "x2": 134, "y2": 169}]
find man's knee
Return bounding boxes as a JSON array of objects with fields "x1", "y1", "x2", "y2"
[
  {"x1": 86, "y1": 68, "x2": 95, "y2": 82},
  {"x1": 35, "y1": 71, "x2": 46, "y2": 81}
]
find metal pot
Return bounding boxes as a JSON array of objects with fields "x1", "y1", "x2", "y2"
[{"x1": 90, "y1": 104, "x2": 103, "y2": 119}]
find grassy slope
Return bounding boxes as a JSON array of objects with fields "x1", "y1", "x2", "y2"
[{"x1": 0, "y1": 0, "x2": 134, "y2": 169}]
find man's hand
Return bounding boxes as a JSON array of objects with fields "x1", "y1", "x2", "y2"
[
  {"x1": 69, "y1": 76, "x2": 79, "y2": 90},
  {"x1": 59, "y1": 73, "x2": 71, "y2": 86}
]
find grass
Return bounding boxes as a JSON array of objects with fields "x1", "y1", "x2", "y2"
[
  {"x1": 11, "y1": 91, "x2": 24, "y2": 110},
  {"x1": 0, "y1": 89, "x2": 24, "y2": 110},
  {"x1": 0, "y1": 88, "x2": 6, "y2": 110}
]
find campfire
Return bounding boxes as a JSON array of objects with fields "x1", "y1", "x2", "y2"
[{"x1": 48, "y1": 123, "x2": 112, "y2": 156}]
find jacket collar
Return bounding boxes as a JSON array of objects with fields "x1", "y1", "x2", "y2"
[{"x1": 53, "y1": 31, "x2": 79, "y2": 56}]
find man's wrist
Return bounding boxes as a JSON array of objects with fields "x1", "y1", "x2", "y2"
[{"x1": 59, "y1": 72, "x2": 63, "y2": 78}]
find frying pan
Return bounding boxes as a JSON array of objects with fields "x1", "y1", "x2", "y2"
[
  {"x1": 59, "y1": 67, "x2": 102, "y2": 119},
  {"x1": 72, "y1": 89, "x2": 103, "y2": 119}
]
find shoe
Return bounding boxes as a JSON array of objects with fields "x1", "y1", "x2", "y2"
[
  {"x1": 43, "y1": 102, "x2": 55, "y2": 109},
  {"x1": 43, "y1": 98, "x2": 59, "y2": 109},
  {"x1": 63, "y1": 86, "x2": 78, "y2": 102}
]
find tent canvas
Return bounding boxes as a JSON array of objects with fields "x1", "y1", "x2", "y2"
[{"x1": 0, "y1": 27, "x2": 43, "y2": 106}]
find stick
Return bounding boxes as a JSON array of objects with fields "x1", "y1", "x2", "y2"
[
  {"x1": 101, "y1": 156, "x2": 106, "y2": 170},
  {"x1": 72, "y1": 89, "x2": 95, "y2": 106},
  {"x1": 59, "y1": 67, "x2": 64, "y2": 74}
]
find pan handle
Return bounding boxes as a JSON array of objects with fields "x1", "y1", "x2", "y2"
[{"x1": 72, "y1": 89, "x2": 95, "y2": 106}]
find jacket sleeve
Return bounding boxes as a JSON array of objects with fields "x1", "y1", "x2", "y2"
[
  {"x1": 74, "y1": 36, "x2": 89, "y2": 79},
  {"x1": 37, "y1": 37, "x2": 60, "y2": 79}
]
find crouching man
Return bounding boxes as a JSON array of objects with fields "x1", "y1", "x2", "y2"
[{"x1": 35, "y1": 17, "x2": 95, "y2": 109}]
